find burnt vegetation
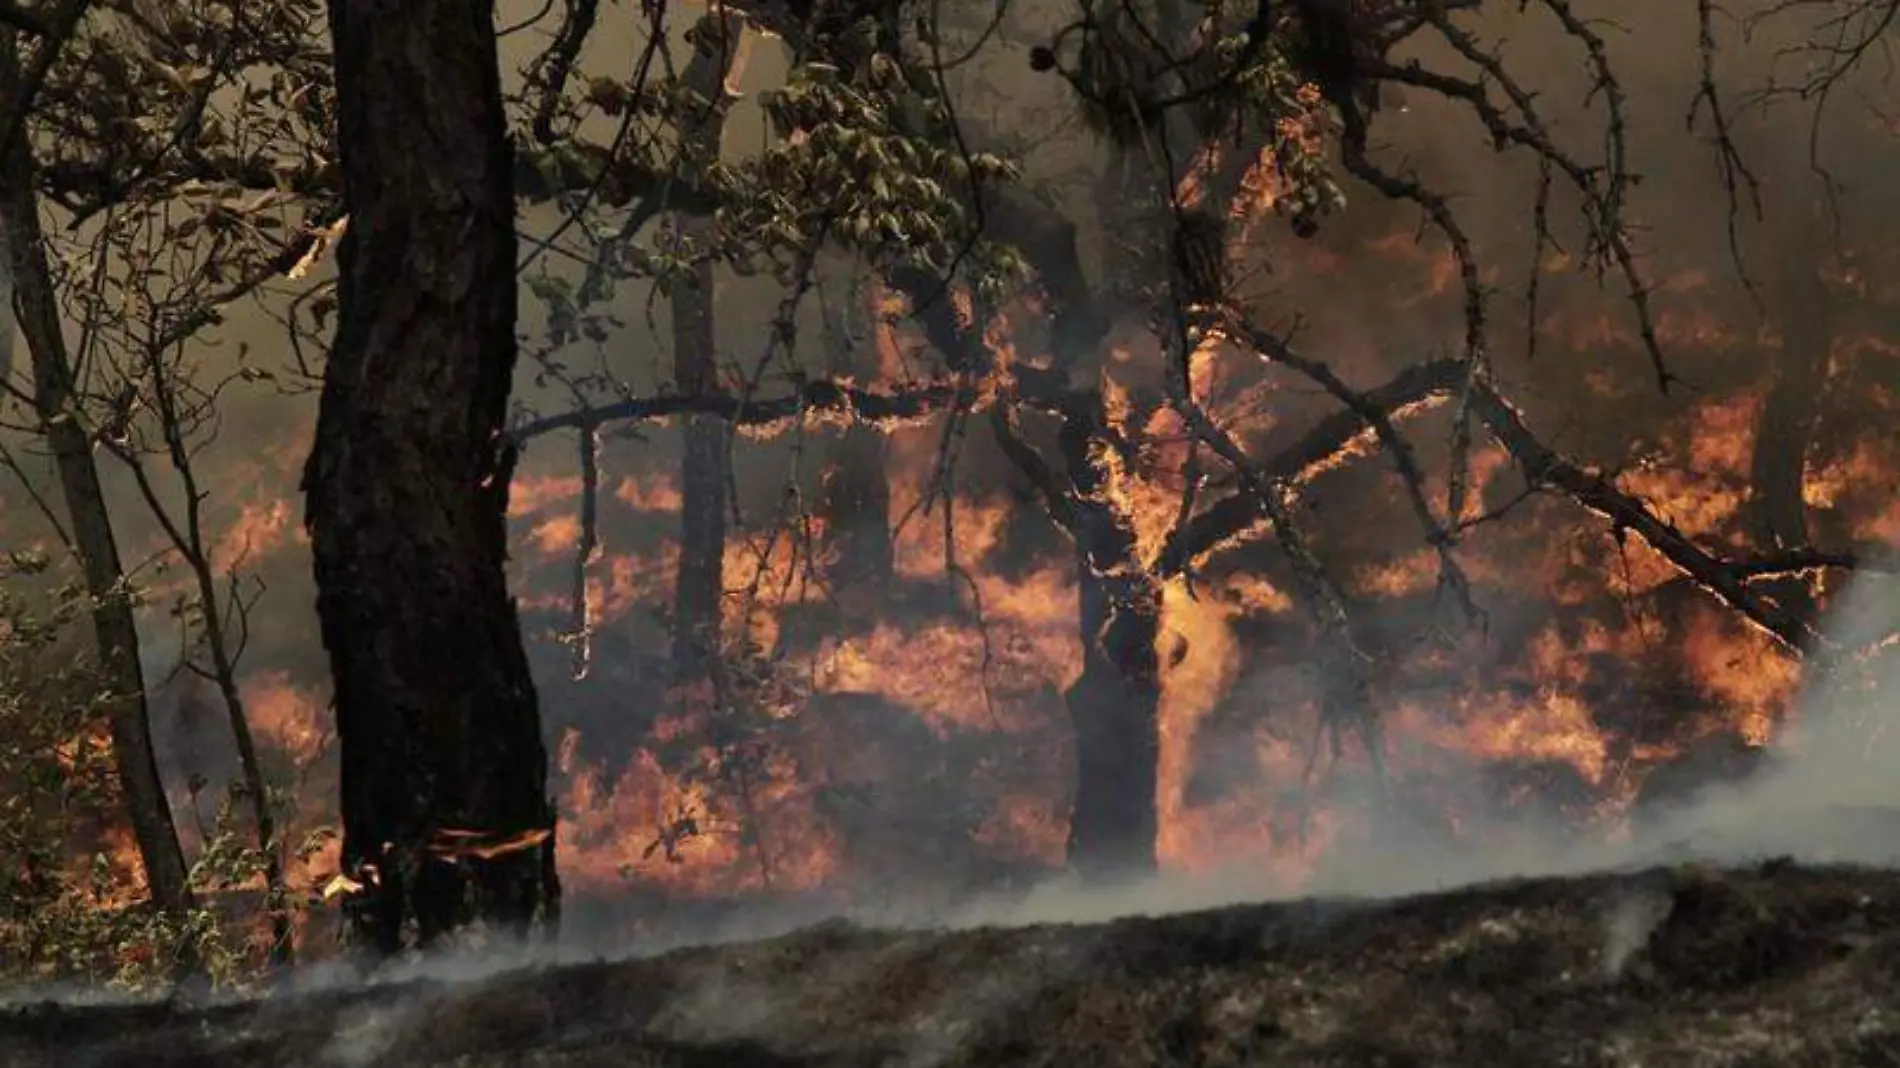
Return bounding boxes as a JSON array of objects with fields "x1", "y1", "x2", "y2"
[{"x1": 0, "y1": 0, "x2": 1896, "y2": 1041}]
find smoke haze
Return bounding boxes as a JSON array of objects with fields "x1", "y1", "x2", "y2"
[{"x1": 0, "y1": 1, "x2": 1897, "y2": 1003}]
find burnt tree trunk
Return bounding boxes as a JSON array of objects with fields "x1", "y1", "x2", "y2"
[
  {"x1": 670, "y1": 15, "x2": 738, "y2": 684},
  {"x1": 819, "y1": 282, "x2": 893, "y2": 610},
  {"x1": 0, "y1": 103, "x2": 195, "y2": 924},
  {"x1": 306, "y1": 0, "x2": 556, "y2": 953},
  {"x1": 1059, "y1": 406, "x2": 1161, "y2": 880},
  {"x1": 1748, "y1": 205, "x2": 1832, "y2": 635}
]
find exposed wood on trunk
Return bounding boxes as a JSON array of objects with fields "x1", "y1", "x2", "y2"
[
  {"x1": 0, "y1": 73, "x2": 195, "y2": 924},
  {"x1": 305, "y1": 0, "x2": 556, "y2": 953}
]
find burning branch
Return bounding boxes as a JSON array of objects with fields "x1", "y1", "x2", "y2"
[
  {"x1": 1461, "y1": 381, "x2": 1838, "y2": 657},
  {"x1": 510, "y1": 375, "x2": 990, "y2": 444},
  {"x1": 1725, "y1": 549, "x2": 1882, "y2": 581},
  {"x1": 1210, "y1": 304, "x2": 1863, "y2": 660},
  {"x1": 566, "y1": 417, "x2": 600, "y2": 681},
  {"x1": 1224, "y1": 318, "x2": 1482, "y2": 623},
  {"x1": 1162, "y1": 357, "x2": 1468, "y2": 572},
  {"x1": 1170, "y1": 376, "x2": 1388, "y2": 790}
]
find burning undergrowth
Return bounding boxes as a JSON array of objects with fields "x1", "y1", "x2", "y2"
[
  {"x1": 4, "y1": 0, "x2": 1899, "y2": 986},
  {"x1": 50, "y1": 201, "x2": 1900, "y2": 962}
]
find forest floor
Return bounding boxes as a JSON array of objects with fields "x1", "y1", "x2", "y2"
[{"x1": 6, "y1": 856, "x2": 1900, "y2": 1067}]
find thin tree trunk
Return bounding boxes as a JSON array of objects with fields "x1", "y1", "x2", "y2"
[
  {"x1": 111, "y1": 341, "x2": 293, "y2": 964},
  {"x1": 1747, "y1": 206, "x2": 1831, "y2": 635},
  {"x1": 820, "y1": 282, "x2": 892, "y2": 609},
  {"x1": 671, "y1": 14, "x2": 739, "y2": 684},
  {"x1": 0, "y1": 108, "x2": 195, "y2": 926},
  {"x1": 1059, "y1": 407, "x2": 1161, "y2": 880},
  {"x1": 307, "y1": 0, "x2": 556, "y2": 954}
]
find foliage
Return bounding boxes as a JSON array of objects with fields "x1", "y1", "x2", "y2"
[
  {"x1": 0, "y1": 553, "x2": 308, "y2": 992},
  {"x1": 725, "y1": 58, "x2": 1028, "y2": 295}
]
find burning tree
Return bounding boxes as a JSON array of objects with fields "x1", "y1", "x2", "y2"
[
  {"x1": 1, "y1": 0, "x2": 1898, "y2": 978},
  {"x1": 502, "y1": 0, "x2": 1897, "y2": 895}
]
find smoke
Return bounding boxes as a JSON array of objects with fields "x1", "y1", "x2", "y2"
[
  {"x1": 1599, "y1": 884, "x2": 1672, "y2": 980},
  {"x1": 4, "y1": 13, "x2": 1900, "y2": 1053},
  {"x1": 1627, "y1": 567, "x2": 1900, "y2": 861},
  {"x1": 4, "y1": 569, "x2": 1894, "y2": 1067},
  {"x1": 917, "y1": 560, "x2": 1900, "y2": 931}
]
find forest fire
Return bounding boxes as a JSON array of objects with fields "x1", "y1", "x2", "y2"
[
  {"x1": 470, "y1": 245, "x2": 1891, "y2": 919},
  {"x1": 39, "y1": 200, "x2": 1887, "y2": 953},
  {"x1": 4, "y1": 0, "x2": 1900, "y2": 996}
]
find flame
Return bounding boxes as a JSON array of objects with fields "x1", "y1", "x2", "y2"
[
  {"x1": 213, "y1": 497, "x2": 297, "y2": 565},
  {"x1": 426, "y1": 827, "x2": 553, "y2": 862},
  {"x1": 1156, "y1": 579, "x2": 1244, "y2": 869},
  {"x1": 14, "y1": 75, "x2": 1900, "y2": 964},
  {"x1": 242, "y1": 671, "x2": 329, "y2": 769}
]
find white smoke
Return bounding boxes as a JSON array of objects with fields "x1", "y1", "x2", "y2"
[{"x1": 937, "y1": 561, "x2": 1900, "y2": 929}]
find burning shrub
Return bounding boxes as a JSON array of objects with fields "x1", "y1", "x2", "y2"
[
  {"x1": 0, "y1": 554, "x2": 199, "y2": 987},
  {"x1": 0, "y1": 553, "x2": 288, "y2": 991}
]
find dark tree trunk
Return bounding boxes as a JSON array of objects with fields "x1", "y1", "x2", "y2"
[
  {"x1": 670, "y1": 15, "x2": 737, "y2": 684},
  {"x1": 1747, "y1": 208, "x2": 1831, "y2": 635},
  {"x1": 306, "y1": 0, "x2": 556, "y2": 953},
  {"x1": 820, "y1": 283, "x2": 893, "y2": 609},
  {"x1": 1059, "y1": 408, "x2": 1162, "y2": 880},
  {"x1": 671, "y1": 298, "x2": 726, "y2": 682},
  {"x1": 0, "y1": 129, "x2": 196, "y2": 930},
  {"x1": 822, "y1": 428, "x2": 893, "y2": 599}
]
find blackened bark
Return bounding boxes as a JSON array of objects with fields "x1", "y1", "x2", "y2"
[
  {"x1": 0, "y1": 115, "x2": 195, "y2": 924},
  {"x1": 671, "y1": 16, "x2": 737, "y2": 684},
  {"x1": 306, "y1": 0, "x2": 556, "y2": 952},
  {"x1": 822, "y1": 427, "x2": 893, "y2": 599},
  {"x1": 1058, "y1": 407, "x2": 1161, "y2": 880},
  {"x1": 1747, "y1": 213, "x2": 1831, "y2": 634},
  {"x1": 820, "y1": 284, "x2": 893, "y2": 608}
]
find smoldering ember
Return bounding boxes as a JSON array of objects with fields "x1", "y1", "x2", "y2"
[{"x1": 1, "y1": 1, "x2": 1898, "y2": 1064}]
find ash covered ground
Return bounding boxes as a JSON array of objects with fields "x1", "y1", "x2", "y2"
[{"x1": 7, "y1": 854, "x2": 1900, "y2": 1067}]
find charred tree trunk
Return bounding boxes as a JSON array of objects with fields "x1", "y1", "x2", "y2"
[
  {"x1": 670, "y1": 15, "x2": 738, "y2": 685},
  {"x1": 1747, "y1": 207, "x2": 1831, "y2": 635},
  {"x1": 306, "y1": 0, "x2": 556, "y2": 954},
  {"x1": 1059, "y1": 407, "x2": 1161, "y2": 880},
  {"x1": 0, "y1": 105, "x2": 195, "y2": 924},
  {"x1": 820, "y1": 282, "x2": 893, "y2": 610}
]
